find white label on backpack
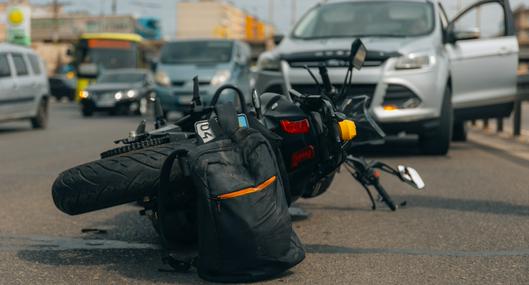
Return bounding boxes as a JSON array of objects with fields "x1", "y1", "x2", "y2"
[{"x1": 194, "y1": 114, "x2": 249, "y2": 144}]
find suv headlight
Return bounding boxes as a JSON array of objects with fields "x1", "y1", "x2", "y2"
[
  {"x1": 394, "y1": 54, "x2": 435, "y2": 70},
  {"x1": 211, "y1": 70, "x2": 231, "y2": 86},
  {"x1": 257, "y1": 53, "x2": 280, "y2": 71},
  {"x1": 155, "y1": 71, "x2": 171, "y2": 87}
]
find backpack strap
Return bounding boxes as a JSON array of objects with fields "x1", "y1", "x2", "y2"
[
  {"x1": 211, "y1": 102, "x2": 240, "y2": 139},
  {"x1": 158, "y1": 147, "x2": 197, "y2": 273}
]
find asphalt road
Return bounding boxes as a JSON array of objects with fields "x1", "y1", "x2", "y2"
[{"x1": 1, "y1": 101, "x2": 528, "y2": 284}]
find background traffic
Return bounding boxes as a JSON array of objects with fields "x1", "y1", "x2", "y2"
[{"x1": 0, "y1": 0, "x2": 524, "y2": 157}]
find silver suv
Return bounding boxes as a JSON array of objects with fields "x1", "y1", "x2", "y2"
[
  {"x1": 0, "y1": 43, "x2": 49, "y2": 129},
  {"x1": 255, "y1": 0, "x2": 518, "y2": 155}
]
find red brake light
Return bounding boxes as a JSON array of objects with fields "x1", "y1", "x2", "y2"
[
  {"x1": 280, "y1": 119, "x2": 310, "y2": 134},
  {"x1": 291, "y1": 145, "x2": 315, "y2": 169}
]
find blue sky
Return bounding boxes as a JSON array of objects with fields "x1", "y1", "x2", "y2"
[{"x1": 19, "y1": 0, "x2": 529, "y2": 37}]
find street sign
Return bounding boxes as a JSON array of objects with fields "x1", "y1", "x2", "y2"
[{"x1": 6, "y1": 5, "x2": 31, "y2": 46}]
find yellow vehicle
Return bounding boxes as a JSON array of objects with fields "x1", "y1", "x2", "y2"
[{"x1": 71, "y1": 33, "x2": 147, "y2": 101}]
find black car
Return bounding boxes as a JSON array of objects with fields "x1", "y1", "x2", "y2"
[
  {"x1": 49, "y1": 75, "x2": 76, "y2": 101},
  {"x1": 80, "y1": 69, "x2": 156, "y2": 117}
]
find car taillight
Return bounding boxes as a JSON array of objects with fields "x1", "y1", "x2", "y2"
[
  {"x1": 291, "y1": 145, "x2": 315, "y2": 169},
  {"x1": 280, "y1": 119, "x2": 310, "y2": 134}
]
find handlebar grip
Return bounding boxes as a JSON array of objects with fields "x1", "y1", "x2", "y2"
[
  {"x1": 373, "y1": 181, "x2": 397, "y2": 211},
  {"x1": 318, "y1": 66, "x2": 333, "y2": 95}
]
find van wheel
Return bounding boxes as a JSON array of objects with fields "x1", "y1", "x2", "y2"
[
  {"x1": 31, "y1": 99, "x2": 48, "y2": 129},
  {"x1": 419, "y1": 86, "x2": 453, "y2": 155},
  {"x1": 452, "y1": 121, "x2": 468, "y2": 142}
]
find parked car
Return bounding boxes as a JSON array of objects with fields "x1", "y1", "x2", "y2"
[
  {"x1": 0, "y1": 43, "x2": 49, "y2": 129},
  {"x1": 49, "y1": 74, "x2": 76, "y2": 101},
  {"x1": 255, "y1": 0, "x2": 518, "y2": 155},
  {"x1": 79, "y1": 69, "x2": 156, "y2": 117},
  {"x1": 154, "y1": 39, "x2": 252, "y2": 116}
]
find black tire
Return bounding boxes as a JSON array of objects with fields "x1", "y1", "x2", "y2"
[
  {"x1": 52, "y1": 141, "x2": 192, "y2": 215},
  {"x1": 452, "y1": 121, "x2": 468, "y2": 142},
  {"x1": 419, "y1": 86, "x2": 453, "y2": 155},
  {"x1": 31, "y1": 99, "x2": 48, "y2": 129}
]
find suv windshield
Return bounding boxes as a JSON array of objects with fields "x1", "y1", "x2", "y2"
[
  {"x1": 293, "y1": 1, "x2": 435, "y2": 39},
  {"x1": 160, "y1": 41, "x2": 234, "y2": 64},
  {"x1": 98, "y1": 73, "x2": 145, "y2": 83}
]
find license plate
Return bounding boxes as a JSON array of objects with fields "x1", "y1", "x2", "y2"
[
  {"x1": 195, "y1": 114, "x2": 249, "y2": 143},
  {"x1": 95, "y1": 93, "x2": 115, "y2": 108}
]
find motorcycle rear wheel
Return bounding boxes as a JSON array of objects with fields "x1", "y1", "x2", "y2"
[{"x1": 52, "y1": 141, "x2": 192, "y2": 215}]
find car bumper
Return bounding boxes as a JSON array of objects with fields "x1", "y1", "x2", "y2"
[{"x1": 254, "y1": 59, "x2": 447, "y2": 128}]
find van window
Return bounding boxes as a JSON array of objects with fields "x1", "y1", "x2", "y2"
[
  {"x1": 28, "y1": 54, "x2": 42, "y2": 75},
  {"x1": 0, "y1": 54, "x2": 11, "y2": 78},
  {"x1": 12, "y1": 53, "x2": 29, "y2": 76}
]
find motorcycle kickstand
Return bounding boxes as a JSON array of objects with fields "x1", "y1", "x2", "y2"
[{"x1": 343, "y1": 165, "x2": 377, "y2": 210}]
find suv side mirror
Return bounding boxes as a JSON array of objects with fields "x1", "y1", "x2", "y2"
[{"x1": 448, "y1": 26, "x2": 480, "y2": 43}]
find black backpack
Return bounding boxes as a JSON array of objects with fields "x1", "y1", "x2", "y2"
[{"x1": 184, "y1": 103, "x2": 305, "y2": 283}]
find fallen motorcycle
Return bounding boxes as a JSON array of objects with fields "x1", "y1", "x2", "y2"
[{"x1": 52, "y1": 39, "x2": 425, "y2": 246}]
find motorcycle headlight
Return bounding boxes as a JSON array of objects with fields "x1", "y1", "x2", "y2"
[
  {"x1": 126, "y1": 89, "x2": 138, "y2": 98},
  {"x1": 211, "y1": 70, "x2": 231, "y2": 87},
  {"x1": 257, "y1": 53, "x2": 280, "y2": 71},
  {"x1": 155, "y1": 71, "x2": 171, "y2": 87},
  {"x1": 394, "y1": 54, "x2": 435, "y2": 70}
]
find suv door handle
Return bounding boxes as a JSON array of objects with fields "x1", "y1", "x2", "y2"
[{"x1": 499, "y1": 47, "x2": 513, "y2": 56}]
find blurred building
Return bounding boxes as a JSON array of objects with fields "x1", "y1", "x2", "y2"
[
  {"x1": 0, "y1": 2, "x2": 7, "y2": 41},
  {"x1": 176, "y1": 0, "x2": 275, "y2": 58},
  {"x1": 514, "y1": 6, "x2": 529, "y2": 73}
]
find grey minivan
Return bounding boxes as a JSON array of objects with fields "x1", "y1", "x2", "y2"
[
  {"x1": 255, "y1": 0, "x2": 518, "y2": 155},
  {"x1": 154, "y1": 39, "x2": 252, "y2": 116},
  {"x1": 0, "y1": 43, "x2": 49, "y2": 129}
]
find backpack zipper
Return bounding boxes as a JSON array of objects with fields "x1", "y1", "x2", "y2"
[
  {"x1": 216, "y1": 176, "x2": 276, "y2": 200},
  {"x1": 209, "y1": 176, "x2": 277, "y2": 212}
]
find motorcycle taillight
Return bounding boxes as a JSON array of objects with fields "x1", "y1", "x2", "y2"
[
  {"x1": 291, "y1": 145, "x2": 315, "y2": 169},
  {"x1": 280, "y1": 119, "x2": 310, "y2": 134}
]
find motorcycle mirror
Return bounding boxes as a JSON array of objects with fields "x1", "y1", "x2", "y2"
[
  {"x1": 397, "y1": 165, "x2": 425, "y2": 190},
  {"x1": 350, "y1": 39, "x2": 367, "y2": 70}
]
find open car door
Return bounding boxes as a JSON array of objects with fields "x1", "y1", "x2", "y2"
[{"x1": 446, "y1": 0, "x2": 518, "y2": 121}]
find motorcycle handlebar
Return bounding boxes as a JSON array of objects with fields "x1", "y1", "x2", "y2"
[{"x1": 318, "y1": 66, "x2": 334, "y2": 96}]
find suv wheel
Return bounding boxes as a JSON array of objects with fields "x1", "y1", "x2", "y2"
[
  {"x1": 31, "y1": 99, "x2": 48, "y2": 129},
  {"x1": 452, "y1": 121, "x2": 468, "y2": 142},
  {"x1": 419, "y1": 86, "x2": 453, "y2": 155}
]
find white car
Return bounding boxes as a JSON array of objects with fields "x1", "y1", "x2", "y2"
[
  {"x1": 0, "y1": 43, "x2": 49, "y2": 129},
  {"x1": 255, "y1": 0, "x2": 518, "y2": 155}
]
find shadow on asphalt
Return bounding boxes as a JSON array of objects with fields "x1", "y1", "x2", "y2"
[
  {"x1": 15, "y1": 209, "x2": 204, "y2": 283},
  {"x1": 0, "y1": 125, "x2": 34, "y2": 134},
  {"x1": 16, "y1": 248, "x2": 205, "y2": 283},
  {"x1": 394, "y1": 194, "x2": 529, "y2": 217}
]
